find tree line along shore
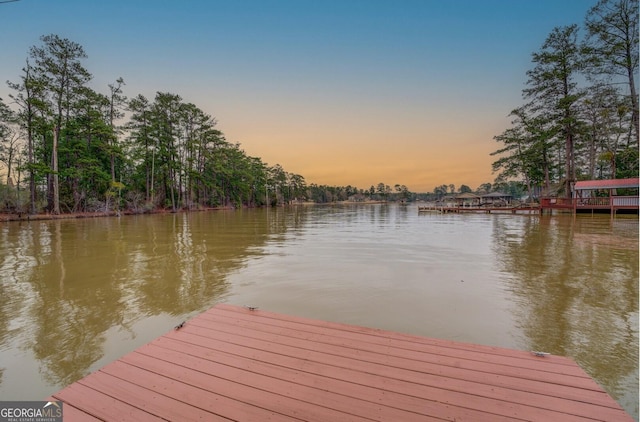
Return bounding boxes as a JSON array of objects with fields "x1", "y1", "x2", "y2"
[{"x1": 0, "y1": 0, "x2": 637, "y2": 217}]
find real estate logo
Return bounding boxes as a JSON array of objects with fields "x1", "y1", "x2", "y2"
[{"x1": 0, "y1": 401, "x2": 62, "y2": 422}]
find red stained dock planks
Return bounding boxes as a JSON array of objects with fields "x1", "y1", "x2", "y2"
[{"x1": 49, "y1": 304, "x2": 633, "y2": 421}]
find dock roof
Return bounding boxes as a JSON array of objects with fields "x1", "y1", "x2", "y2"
[
  {"x1": 481, "y1": 191, "x2": 512, "y2": 198},
  {"x1": 574, "y1": 178, "x2": 639, "y2": 190},
  {"x1": 454, "y1": 192, "x2": 480, "y2": 199}
]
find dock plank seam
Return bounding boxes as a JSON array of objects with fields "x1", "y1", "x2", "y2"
[
  {"x1": 184, "y1": 313, "x2": 604, "y2": 395},
  {"x1": 122, "y1": 348, "x2": 442, "y2": 422},
  {"x1": 47, "y1": 304, "x2": 634, "y2": 422},
  {"x1": 202, "y1": 308, "x2": 590, "y2": 376},
  {"x1": 135, "y1": 338, "x2": 525, "y2": 422},
  {"x1": 213, "y1": 304, "x2": 583, "y2": 369},
  {"x1": 155, "y1": 325, "x2": 622, "y2": 421},
  {"x1": 190, "y1": 312, "x2": 618, "y2": 407}
]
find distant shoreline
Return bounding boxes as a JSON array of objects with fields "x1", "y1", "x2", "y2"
[
  {"x1": 0, "y1": 200, "x2": 396, "y2": 222},
  {"x1": 0, "y1": 207, "x2": 228, "y2": 223}
]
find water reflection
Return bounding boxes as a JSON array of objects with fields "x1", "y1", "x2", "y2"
[
  {"x1": 0, "y1": 207, "x2": 637, "y2": 419},
  {"x1": 0, "y1": 210, "x2": 279, "y2": 398},
  {"x1": 492, "y1": 215, "x2": 639, "y2": 415}
]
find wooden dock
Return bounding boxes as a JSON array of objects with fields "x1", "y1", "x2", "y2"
[
  {"x1": 418, "y1": 205, "x2": 541, "y2": 215},
  {"x1": 48, "y1": 304, "x2": 633, "y2": 421}
]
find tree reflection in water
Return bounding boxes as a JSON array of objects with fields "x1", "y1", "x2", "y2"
[
  {"x1": 0, "y1": 208, "x2": 636, "y2": 418},
  {"x1": 492, "y1": 215, "x2": 638, "y2": 416},
  {"x1": 0, "y1": 210, "x2": 281, "y2": 398}
]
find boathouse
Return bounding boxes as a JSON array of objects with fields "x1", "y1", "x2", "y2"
[
  {"x1": 574, "y1": 177, "x2": 639, "y2": 211},
  {"x1": 481, "y1": 191, "x2": 512, "y2": 207},
  {"x1": 541, "y1": 177, "x2": 639, "y2": 215},
  {"x1": 454, "y1": 192, "x2": 481, "y2": 207}
]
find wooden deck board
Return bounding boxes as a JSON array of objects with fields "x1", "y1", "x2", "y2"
[
  {"x1": 101, "y1": 359, "x2": 308, "y2": 422},
  {"x1": 165, "y1": 325, "x2": 622, "y2": 421},
  {"x1": 147, "y1": 335, "x2": 517, "y2": 422},
  {"x1": 190, "y1": 311, "x2": 620, "y2": 408},
  {"x1": 55, "y1": 403, "x2": 105, "y2": 422},
  {"x1": 156, "y1": 334, "x2": 541, "y2": 421},
  {"x1": 214, "y1": 304, "x2": 581, "y2": 368},
  {"x1": 125, "y1": 346, "x2": 431, "y2": 422},
  {"x1": 152, "y1": 334, "x2": 609, "y2": 422},
  {"x1": 50, "y1": 304, "x2": 633, "y2": 422},
  {"x1": 201, "y1": 307, "x2": 594, "y2": 380},
  {"x1": 76, "y1": 371, "x2": 227, "y2": 422},
  {"x1": 50, "y1": 383, "x2": 166, "y2": 421}
]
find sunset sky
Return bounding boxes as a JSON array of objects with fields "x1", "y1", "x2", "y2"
[{"x1": 1, "y1": 0, "x2": 595, "y2": 192}]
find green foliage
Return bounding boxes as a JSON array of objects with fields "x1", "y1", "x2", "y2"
[
  {"x1": 7, "y1": 19, "x2": 636, "y2": 215},
  {"x1": 492, "y1": 181, "x2": 527, "y2": 199},
  {"x1": 583, "y1": 0, "x2": 639, "y2": 143},
  {"x1": 492, "y1": 0, "x2": 639, "y2": 195},
  {"x1": 616, "y1": 147, "x2": 639, "y2": 178},
  {"x1": 459, "y1": 185, "x2": 472, "y2": 193}
]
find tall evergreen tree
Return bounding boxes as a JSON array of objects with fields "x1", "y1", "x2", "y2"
[
  {"x1": 7, "y1": 60, "x2": 45, "y2": 213},
  {"x1": 583, "y1": 0, "x2": 639, "y2": 144},
  {"x1": 578, "y1": 83, "x2": 630, "y2": 178},
  {"x1": 66, "y1": 86, "x2": 113, "y2": 211},
  {"x1": 524, "y1": 25, "x2": 583, "y2": 197},
  {"x1": 126, "y1": 94, "x2": 153, "y2": 202},
  {"x1": 0, "y1": 98, "x2": 17, "y2": 185},
  {"x1": 107, "y1": 77, "x2": 126, "y2": 183},
  {"x1": 492, "y1": 106, "x2": 555, "y2": 199},
  {"x1": 29, "y1": 34, "x2": 92, "y2": 214},
  {"x1": 149, "y1": 92, "x2": 182, "y2": 212}
]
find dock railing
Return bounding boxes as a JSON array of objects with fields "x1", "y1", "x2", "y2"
[
  {"x1": 541, "y1": 196, "x2": 639, "y2": 211},
  {"x1": 540, "y1": 197, "x2": 574, "y2": 209},
  {"x1": 612, "y1": 196, "x2": 639, "y2": 207}
]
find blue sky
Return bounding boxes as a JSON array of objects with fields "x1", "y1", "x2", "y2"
[{"x1": 0, "y1": 0, "x2": 596, "y2": 192}]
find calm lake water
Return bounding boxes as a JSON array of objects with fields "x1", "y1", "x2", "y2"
[{"x1": 0, "y1": 204, "x2": 638, "y2": 418}]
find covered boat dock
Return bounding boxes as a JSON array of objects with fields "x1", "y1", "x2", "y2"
[{"x1": 541, "y1": 177, "x2": 639, "y2": 215}]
